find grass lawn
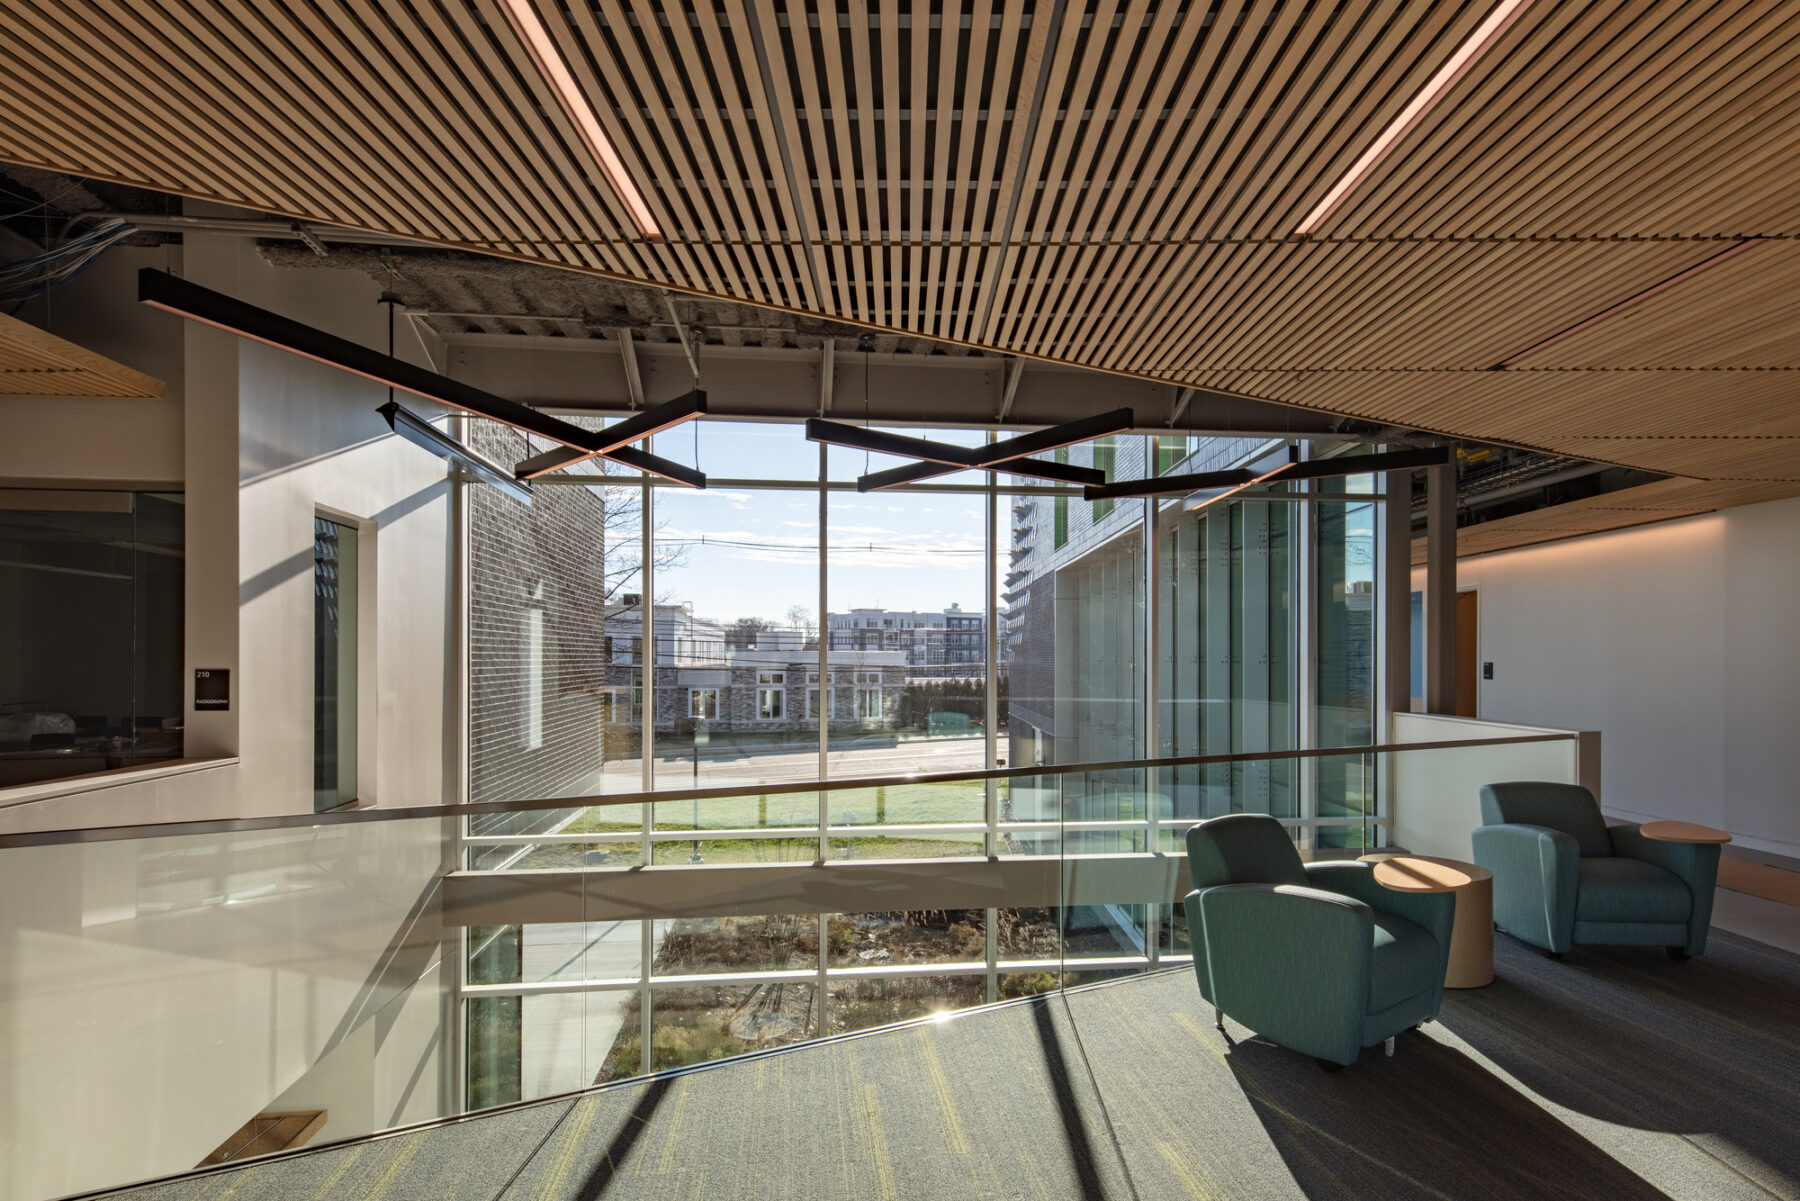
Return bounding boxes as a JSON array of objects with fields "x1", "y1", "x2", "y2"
[{"x1": 560, "y1": 780, "x2": 996, "y2": 835}]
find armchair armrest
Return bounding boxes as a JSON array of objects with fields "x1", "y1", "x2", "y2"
[
  {"x1": 1305, "y1": 861, "x2": 1456, "y2": 974},
  {"x1": 1186, "y1": 883, "x2": 1372, "y2": 1065},
  {"x1": 1609, "y1": 823, "x2": 1722, "y2": 955},
  {"x1": 1472, "y1": 823, "x2": 1578, "y2": 953}
]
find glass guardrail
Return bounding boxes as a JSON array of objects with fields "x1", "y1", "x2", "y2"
[{"x1": 0, "y1": 733, "x2": 1580, "y2": 1201}]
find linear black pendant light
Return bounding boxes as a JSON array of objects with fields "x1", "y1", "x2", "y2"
[
  {"x1": 1083, "y1": 444, "x2": 1453, "y2": 506},
  {"x1": 806, "y1": 408, "x2": 1134, "y2": 492},
  {"x1": 138, "y1": 269, "x2": 707, "y2": 487},
  {"x1": 380, "y1": 401, "x2": 532, "y2": 504}
]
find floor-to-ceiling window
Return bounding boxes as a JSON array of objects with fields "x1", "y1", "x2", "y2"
[{"x1": 457, "y1": 423, "x2": 1389, "y2": 1104}]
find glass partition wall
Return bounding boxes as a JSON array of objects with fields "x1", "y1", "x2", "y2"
[{"x1": 459, "y1": 424, "x2": 1388, "y2": 1107}]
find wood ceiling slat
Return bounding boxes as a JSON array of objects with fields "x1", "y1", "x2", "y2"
[
  {"x1": 11, "y1": 0, "x2": 1800, "y2": 550},
  {"x1": 1414, "y1": 4, "x2": 1785, "y2": 236},
  {"x1": 844, "y1": 2, "x2": 886, "y2": 323},
  {"x1": 350, "y1": 0, "x2": 611, "y2": 251},
  {"x1": 1058, "y1": 0, "x2": 1269, "y2": 361},
  {"x1": 1110, "y1": 4, "x2": 1498, "y2": 372},
  {"x1": 1030, "y1": 1, "x2": 1185, "y2": 358},
  {"x1": 587, "y1": 0, "x2": 745, "y2": 298},
  {"x1": 683, "y1": 3, "x2": 796, "y2": 305},
  {"x1": 273, "y1": 0, "x2": 563, "y2": 243},
  {"x1": 778, "y1": 0, "x2": 853, "y2": 320},
  {"x1": 970, "y1": 0, "x2": 1067, "y2": 345},
  {"x1": 0, "y1": 312, "x2": 165, "y2": 397},
  {"x1": 713, "y1": 0, "x2": 825, "y2": 310},
  {"x1": 1003, "y1": 0, "x2": 1123, "y2": 352},
  {"x1": 1090, "y1": 0, "x2": 1457, "y2": 363},
  {"x1": 938, "y1": 1, "x2": 1024, "y2": 343},
  {"x1": 8, "y1": 5, "x2": 316, "y2": 219},
  {"x1": 1345, "y1": 2, "x2": 1728, "y2": 237},
  {"x1": 921, "y1": 1, "x2": 964, "y2": 338}
]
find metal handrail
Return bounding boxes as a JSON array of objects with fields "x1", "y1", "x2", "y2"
[{"x1": 0, "y1": 732, "x2": 1575, "y2": 848}]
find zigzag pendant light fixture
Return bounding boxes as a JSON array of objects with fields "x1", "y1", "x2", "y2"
[
  {"x1": 1084, "y1": 445, "x2": 1452, "y2": 509},
  {"x1": 139, "y1": 269, "x2": 707, "y2": 488},
  {"x1": 806, "y1": 408, "x2": 1136, "y2": 492}
]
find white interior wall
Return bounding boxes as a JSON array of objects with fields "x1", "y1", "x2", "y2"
[
  {"x1": 0, "y1": 228, "x2": 463, "y2": 1197},
  {"x1": 1414, "y1": 499, "x2": 1800, "y2": 856}
]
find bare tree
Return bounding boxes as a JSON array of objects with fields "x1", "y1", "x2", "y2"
[
  {"x1": 726, "y1": 616, "x2": 774, "y2": 648},
  {"x1": 784, "y1": 605, "x2": 817, "y2": 639},
  {"x1": 591, "y1": 465, "x2": 689, "y2": 603}
]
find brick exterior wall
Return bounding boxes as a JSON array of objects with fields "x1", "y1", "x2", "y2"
[
  {"x1": 607, "y1": 655, "x2": 906, "y2": 737},
  {"x1": 467, "y1": 420, "x2": 610, "y2": 820}
]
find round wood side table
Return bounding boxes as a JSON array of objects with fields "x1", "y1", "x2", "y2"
[
  {"x1": 1640, "y1": 820, "x2": 1732, "y2": 844},
  {"x1": 1362, "y1": 853, "x2": 1495, "y2": 989}
]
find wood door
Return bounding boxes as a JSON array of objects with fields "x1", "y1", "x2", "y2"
[{"x1": 1455, "y1": 590, "x2": 1479, "y2": 718}]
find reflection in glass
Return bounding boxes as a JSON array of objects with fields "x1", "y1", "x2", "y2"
[
  {"x1": 1316, "y1": 500, "x2": 1377, "y2": 847},
  {"x1": 0, "y1": 489, "x2": 184, "y2": 786},
  {"x1": 1156, "y1": 497, "x2": 1296, "y2": 830}
]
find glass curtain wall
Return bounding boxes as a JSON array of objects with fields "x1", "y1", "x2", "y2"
[
  {"x1": 460, "y1": 425, "x2": 1387, "y2": 1104},
  {"x1": 1156, "y1": 495, "x2": 1297, "y2": 842}
]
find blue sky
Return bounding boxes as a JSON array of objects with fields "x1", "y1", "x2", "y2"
[{"x1": 647, "y1": 422, "x2": 990, "y2": 624}]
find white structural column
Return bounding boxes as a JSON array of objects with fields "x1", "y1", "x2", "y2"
[
  {"x1": 180, "y1": 212, "x2": 242, "y2": 759},
  {"x1": 1425, "y1": 460, "x2": 1458, "y2": 713}
]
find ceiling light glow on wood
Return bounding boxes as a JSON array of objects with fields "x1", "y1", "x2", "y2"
[
  {"x1": 495, "y1": 0, "x2": 663, "y2": 242},
  {"x1": 1292, "y1": 0, "x2": 1535, "y2": 239}
]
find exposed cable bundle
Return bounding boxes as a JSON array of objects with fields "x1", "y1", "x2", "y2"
[{"x1": 0, "y1": 217, "x2": 134, "y2": 302}]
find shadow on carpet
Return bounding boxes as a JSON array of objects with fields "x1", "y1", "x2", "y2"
[
  {"x1": 1437, "y1": 929, "x2": 1800, "y2": 1198},
  {"x1": 1063, "y1": 971, "x2": 1673, "y2": 1201}
]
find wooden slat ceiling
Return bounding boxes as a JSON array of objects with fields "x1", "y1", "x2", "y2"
[
  {"x1": 0, "y1": 310, "x2": 164, "y2": 397},
  {"x1": 3, "y1": 1, "x2": 1800, "y2": 548}
]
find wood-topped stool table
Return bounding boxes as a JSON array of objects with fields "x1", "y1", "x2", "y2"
[
  {"x1": 1360, "y1": 853, "x2": 1495, "y2": 989},
  {"x1": 1639, "y1": 820, "x2": 1733, "y2": 844}
]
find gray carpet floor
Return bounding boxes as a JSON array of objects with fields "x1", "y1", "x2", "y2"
[{"x1": 109, "y1": 930, "x2": 1800, "y2": 1201}]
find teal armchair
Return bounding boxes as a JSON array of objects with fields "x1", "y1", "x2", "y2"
[
  {"x1": 1183, "y1": 814, "x2": 1455, "y2": 1069},
  {"x1": 1471, "y1": 782, "x2": 1718, "y2": 959}
]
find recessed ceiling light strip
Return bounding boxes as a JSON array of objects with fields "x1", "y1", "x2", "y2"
[
  {"x1": 1292, "y1": 0, "x2": 1536, "y2": 239},
  {"x1": 1490, "y1": 238, "x2": 1767, "y2": 369},
  {"x1": 495, "y1": 0, "x2": 664, "y2": 243}
]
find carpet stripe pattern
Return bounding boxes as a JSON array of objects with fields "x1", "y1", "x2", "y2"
[{"x1": 105, "y1": 931, "x2": 1800, "y2": 1200}]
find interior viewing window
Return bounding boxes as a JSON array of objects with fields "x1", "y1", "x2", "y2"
[
  {"x1": 758, "y1": 671, "x2": 784, "y2": 719},
  {"x1": 313, "y1": 515, "x2": 358, "y2": 811},
  {"x1": 0, "y1": 488, "x2": 185, "y2": 787},
  {"x1": 689, "y1": 688, "x2": 718, "y2": 719}
]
